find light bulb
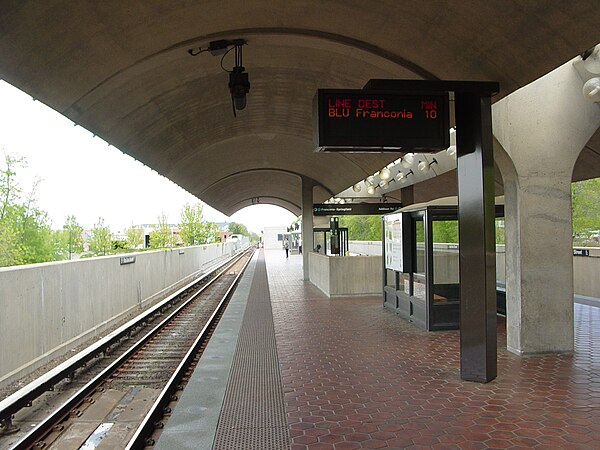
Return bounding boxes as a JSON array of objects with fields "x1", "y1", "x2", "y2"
[
  {"x1": 365, "y1": 176, "x2": 375, "y2": 186},
  {"x1": 401, "y1": 153, "x2": 414, "y2": 168},
  {"x1": 418, "y1": 160, "x2": 430, "y2": 172},
  {"x1": 352, "y1": 183, "x2": 362, "y2": 192},
  {"x1": 583, "y1": 77, "x2": 600, "y2": 102},
  {"x1": 396, "y1": 172, "x2": 405, "y2": 181},
  {"x1": 367, "y1": 185, "x2": 376, "y2": 195},
  {"x1": 379, "y1": 167, "x2": 391, "y2": 180},
  {"x1": 583, "y1": 45, "x2": 600, "y2": 75},
  {"x1": 379, "y1": 180, "x2": 388, "y2": 188}
]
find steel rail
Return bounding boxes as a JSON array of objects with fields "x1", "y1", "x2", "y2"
[
  {"x1": 0, "y1": 249, "x2": 246, "y2": 428},
  {"x1": 124, "y1": 249, "x2": 254, "y2": 449},
  {"x1": 4, "y1": 248, "x2": 252, "y2": 448}
]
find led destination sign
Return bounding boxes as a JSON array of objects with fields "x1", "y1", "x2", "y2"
[{"x1": 314, "y1": 89, "x2": 449, "y2": 152}]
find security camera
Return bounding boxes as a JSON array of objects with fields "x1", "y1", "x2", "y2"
[{"x1": 229, "y1": 67, "x2": 250, "y2": 111}]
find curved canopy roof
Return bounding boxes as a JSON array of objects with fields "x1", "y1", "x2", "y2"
[{"x1": 1, "y1": 1, "x2": 598, "y2": 215}]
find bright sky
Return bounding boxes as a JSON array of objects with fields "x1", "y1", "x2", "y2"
[{"x1": 0, "y1": 81, "x2": 296, "y2": 233}]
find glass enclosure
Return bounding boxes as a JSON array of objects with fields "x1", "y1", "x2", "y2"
[{"x1": 383, "y1": 203, "x2": 505, "y2": 331}]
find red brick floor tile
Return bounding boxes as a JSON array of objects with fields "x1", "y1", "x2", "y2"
[
  {"x1": 333, "y1": 443, "x2": 361, "y2": 450},
  {"x1": 295, "y1": 435, "x2": 320, "y2": 445},
  {"x1": 263, "y1": 250, "x2": 600, "y2": 450},
  {"x1": 307, "y1": 444, "x2": 335, "y2": 450},
  {"x1": 362, "y1": 439, "x2": 388, "y2": 449},
  {"x1": 291, "y1": 444, "x2": 308, "y2": 450},
  {"x1": 344, "y1": 433, "x2": 370, "y2": 442},
  {"x1": 318, "y1": 434, "x2": 345, "y2": 444}
]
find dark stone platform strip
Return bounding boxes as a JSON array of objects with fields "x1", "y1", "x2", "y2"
[{"x1": 213, "y1": 249, "x2": 290, "y2": 449}]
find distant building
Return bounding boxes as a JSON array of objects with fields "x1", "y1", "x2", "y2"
[
  {"x1": 263, "y1": 226, "x2": 286, "y2": 249},
  {"x1": 219, "y1": 231, "x2": 233, "y2": 242}
]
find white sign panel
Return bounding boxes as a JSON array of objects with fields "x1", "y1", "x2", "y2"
[{"x1": 384, "y1": 212, "x2": 404, "y2": 272}]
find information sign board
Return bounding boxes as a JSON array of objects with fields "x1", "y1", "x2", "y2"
[
  {"x1": 314, "y1": 89, "x2": 449, "y2": 152},
  {"x1": 313, "y1": 203, "x2": 402, "y2": 216},
  {"x1": 384, "y1": 212, "x2": 404, "y2": 272}
]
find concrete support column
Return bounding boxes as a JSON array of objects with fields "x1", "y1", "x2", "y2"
[
  {"x1": 493, "y1": 58, "x2": 600, "y2": 354},
  {"x1": 301, "y1": 177, "x2": 314, "y2": 281}
]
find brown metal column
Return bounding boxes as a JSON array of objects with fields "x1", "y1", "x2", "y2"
[{"x1": 455, "y1": 92, "x2": 497, "y2": 382}]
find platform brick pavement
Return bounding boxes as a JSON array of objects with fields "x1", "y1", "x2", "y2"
[{"x1": 265, "y1": 250, "x2": 600, "y2": 449}]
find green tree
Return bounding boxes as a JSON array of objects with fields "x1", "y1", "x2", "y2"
[
  {"x1": 125, "y1": 226, "x2": 144, "y2": 249},
  {"x1": 89, "y1": 217, "x2": 112, "y2": 255},
  {"x1": 202, "y1": 221, "x2": 221, "y2": 244},
  {"x1": 0, "y1": 154, "x2": 54, "y2": 266},
  {"x1": 112, "y1": 239, "x2": 128, "y2": 252},
  {"x1": 339, "y1": 215, "x2": 382, "y2": 241},
  {"x1": 572, "y1": 178, "x2": 600, "y2": 244},
  {"x1": 149, "y1": 213, "x2": 173, "y2": 248},
  {"x1": 432, "y1": 220, "x2": 458, "y2": 243},
  {"x1": 228, "y1": 222, "x2": 249, "y2": 236},
  {"x1": 179, "y1": 203, "x2": 205, "y2": 246},
  {"x1": 62, "y1": 215, "x2": 84, "y2": 259},
  {"x1": 0, "y1": 154, "x2": 23, "y2": 266}
]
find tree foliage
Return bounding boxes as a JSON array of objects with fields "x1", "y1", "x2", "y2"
[
  {"x1": 338, "y1": 215, "x2": 382, "y2": 241},
  {"x1": 126, "y1": 226, "x2": 144, "y2": 249},
  {"x1": 228, "y1": 222, "x2": 249, "y2": 236},
  {"x1": 432, "y1": 220, "x2": 458, "y2": 243},
  {"x1": 89, "y1": 217, "x2": 112, "y2": 255},
  {"x1": 0, "y1": 153, "x2": 54, "y2": 266},
  {"x1": 60, "y1": 215, "x2": 84, "y2": 259},
  {"x1": 572, "y1": 179, "x2": 600, "y2": 245},
  {"x1": 149, "y1": 212, "x2": 173, "y2": 248},
  {"x1": 179, "y1": 203, "x2": 205, "y2": 246},
  {"x1": 203, "y1": 221, "x2": 221, "y2": 244}
]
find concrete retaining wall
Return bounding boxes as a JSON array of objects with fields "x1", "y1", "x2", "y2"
[
  {"x1": 573, "y1": 247, "x2": 600, "y2": 298},
  {"x1": 0, "y1": 242, "x2": 242, "y2": 387},
  {"x1": 309, "y1": 253, "x2": 381, "y2": 297},
  {"x1": 349, "y1": 241, "x2": 382, "y2": 256},
  {"x1": 350, "y1": 240, "x2": 600, "y2": 299}
]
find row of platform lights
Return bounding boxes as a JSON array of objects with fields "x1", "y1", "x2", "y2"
[{"x1": 324, "y1": 128, "x2": 457, "y2": 204}]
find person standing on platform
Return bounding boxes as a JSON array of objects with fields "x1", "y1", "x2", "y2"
[{"x1": 284, "y1": 239, "x2": 289, "y2": 258}]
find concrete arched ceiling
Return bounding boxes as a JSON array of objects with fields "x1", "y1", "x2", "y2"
[{"x1": 1, "y1": 1, "x2": 598, "y2": 215}]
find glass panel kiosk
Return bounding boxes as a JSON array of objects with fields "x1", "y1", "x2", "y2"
[{"x1": 383, "y1": 198, "x2": 504, "y2": 331}]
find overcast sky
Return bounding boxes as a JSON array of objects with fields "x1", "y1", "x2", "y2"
[{"x1": 0, "y1": 81, "x2": 295, "y2": 233}]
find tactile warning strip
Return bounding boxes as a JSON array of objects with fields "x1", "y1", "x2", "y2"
[{"x1": 213, "y1": 250, "x2": 290, "y2": 449}]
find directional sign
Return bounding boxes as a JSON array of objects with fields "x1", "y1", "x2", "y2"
[{"x1": 313, "y1": 203, "x2": 402, "y2": 216}]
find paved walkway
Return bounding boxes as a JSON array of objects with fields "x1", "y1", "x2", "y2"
[{"x1": 266, "y1": 249, "x2": 600, "y2": 450}]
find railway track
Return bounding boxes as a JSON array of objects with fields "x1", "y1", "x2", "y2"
[{"x1": 0, "y1": 248, "x2": 254, "y2": 449}]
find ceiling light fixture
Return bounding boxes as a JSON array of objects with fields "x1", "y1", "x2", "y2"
[
  {"x1": 583, "y1": 77, "x2": 600, "y2": 102},
  {"x1": 418, "y1": 158, "x2": 438, "y2": 172},
  {"x1": 401, "y1": 153, "x2": 415, "y2": 168},
  {"x1": 379, "y1": 167, "x2": 392, "y2": 180}
]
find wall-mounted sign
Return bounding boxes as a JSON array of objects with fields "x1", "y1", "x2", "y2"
[
  {"x1": 314, "y1": 89, "x2": 449, "y2": 152},
  {"x1": 573, "y1": 248, "x2": 590, "y2": 256},
  {"x1": 313, "y1": 203, "x2": 402, "y2": 216},
  {"x1": 120, "y1": 255, "x2": 136, "y2": 265}
]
